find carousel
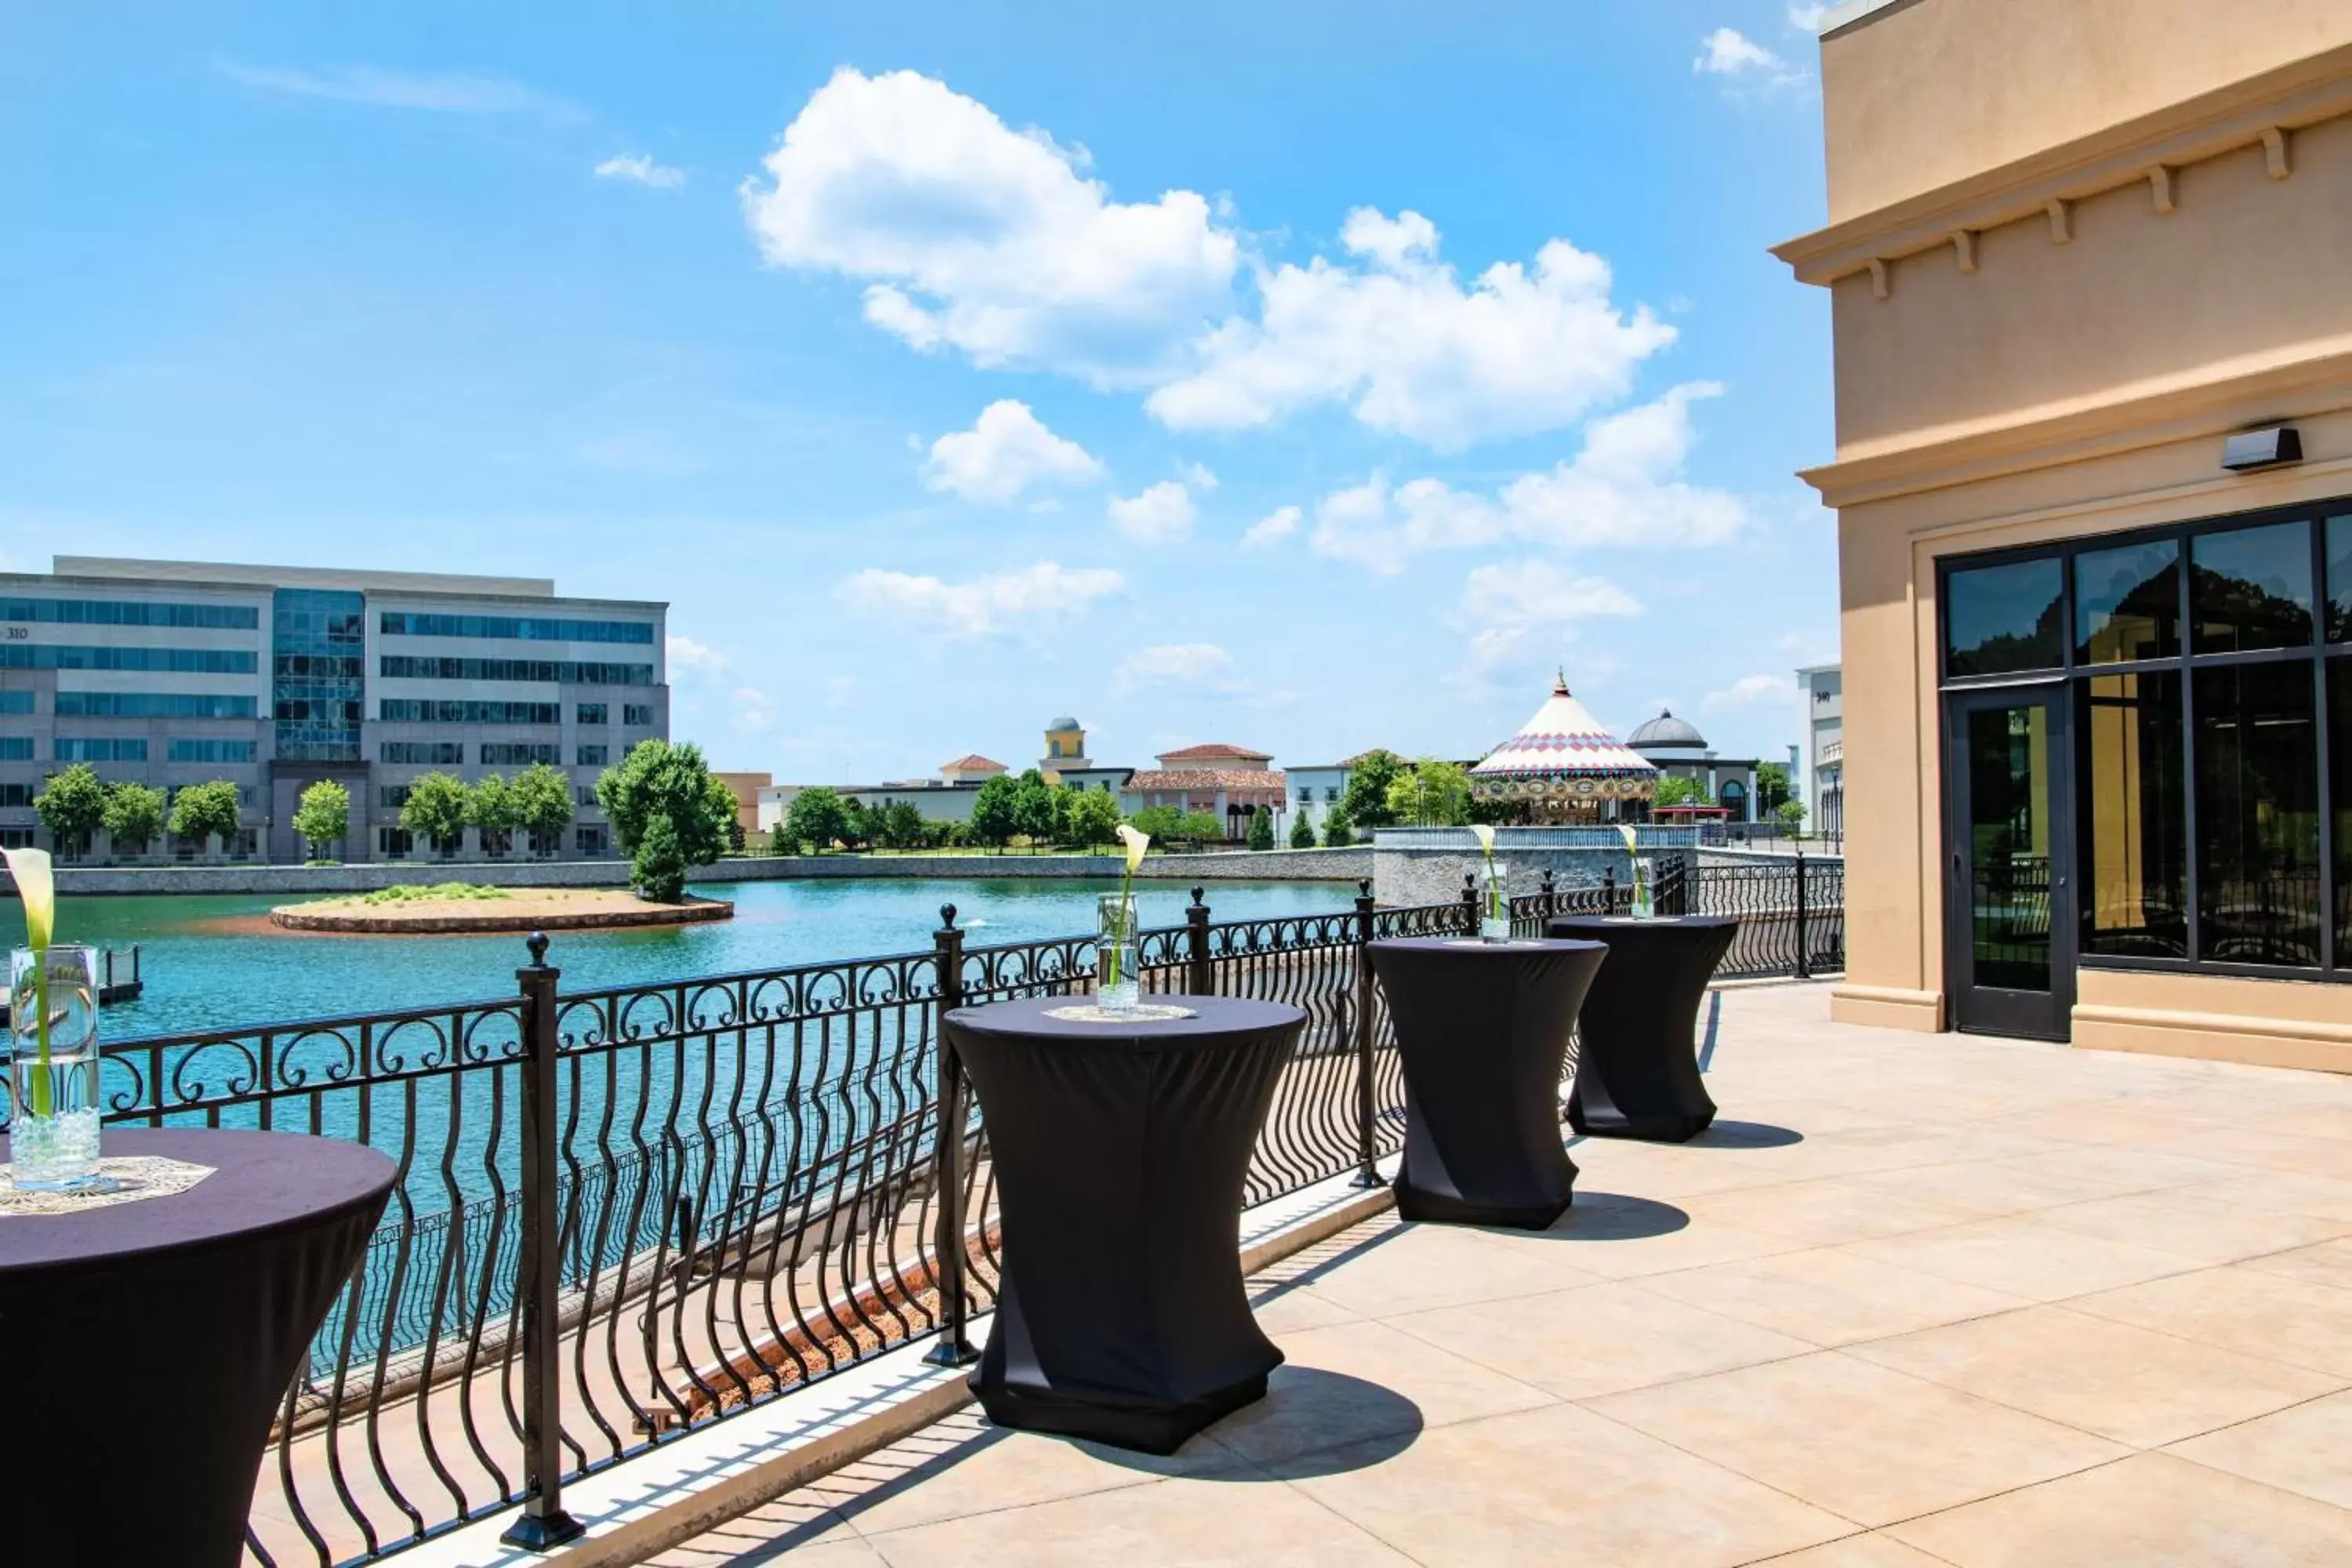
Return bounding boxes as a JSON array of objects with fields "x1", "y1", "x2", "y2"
[{"x1": 1469, "y1": 673, "x2": 1659, "y2": 823}]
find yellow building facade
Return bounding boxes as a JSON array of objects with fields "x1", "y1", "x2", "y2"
[{"x1": 1781, "y1": 0, "x2": 2352, "y2": 1069}]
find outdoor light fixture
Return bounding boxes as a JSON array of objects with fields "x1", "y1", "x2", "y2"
[{"x1": 2222, "y1": 425, "x2": 2303, "y2": 471}]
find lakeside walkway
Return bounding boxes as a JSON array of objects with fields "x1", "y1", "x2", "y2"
[{"x1": 652, "y1": 982, "x2": 2352, "y2": 1566}]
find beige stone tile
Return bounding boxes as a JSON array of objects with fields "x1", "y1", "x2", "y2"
[
  {"x1": 1641, "y1": 1246, "x2": 2027, "y2": 1347},
  {"x1": 1388, "y1": 1280, "x2": 1813, "y2": 1400},
  {"x1": 1451, "y1": 1185, "x2": 1811, "y2": 1278},
  {"x1": 1745, "y1": 1537, "x2": 1953, "y2": 1567},
  {"x1": 2033, "y1": 1192, "x2": 2352, "y2": 1265},
  {"x1": 1847, "y1": 1303, "x2": 2343, "y2": 1448},
  {"x1": 1973, "y1": 1143, "x2": 2253, "y2": 1200},
  {"x1": 2243, "y1": 1239, "x2": 2352, "y2": 1292},
  {"x1": 1588, "y1": 1352, "x2": 2126, "y2": 1527},
  {"x1": 2182, "y1": 1171, "x2": 2352, "y2": 1224},
  {"x1": 1682, "y1": 1174, "x2": 1993, "y2": 1246},
  {"x1": 2069, "y1": 1265, "x2": 2352, "y2": 1378},
  {"x1": 1200, "y1": 1318, "x2": 1554, "y2": 1465},
  {"x1": 1244, "y1": 1280, "x2": 1361, "y2": 1334},
  {"x1": 2168, "y1": 1389, "x2": 2352, "y2": 1510},
  {"x1": 1886, "y1": 1450, "x2": 2352, "y2": 1566},
  {"x1": 1294, "y1": 1219, "x2": 1599, "y2": 1317},
  {"x1": 654, "y1": 1530, "x2": 886, "y2": 1567},
  {"x1": 862, "y1": 1472, "x2": 1415, "y2": 1566},
  {"x1": 1282, "y1": 1402, "x2": 1849, "y2": 1567},
  {"x1": 2169, "y1": 1125, "x2": 2352, "y2": 1179},
  {"x1": 833, "y1": 1409, "x2": 1246, "y2": 1537},
  {"x1": 1843, "y1": 1214, "x2": 2203, "y2": 1301}
]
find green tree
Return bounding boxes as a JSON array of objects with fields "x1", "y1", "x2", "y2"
[
  {"x1": 839, "y1": 798, "x2": 876, "y2": 850},
  {"x1": 100, "y1": 781, "x2": 167, "y2": 857},
  {"x1": 1340, "y1": 750, "x2": 1404, "y2": 829},
  {"x1": 1178, "y1": 809, "x2": 1225, "y2": 843},
  {"x1": 1011, "y1": 768, "x2": 1058, "y2": 846},
  {"x1": 1757, "y1": 761, "x2": 1792, "y2": 815},
  {"x1": 510, "y1": 762, "x2": 575, "y2": 856},
  {"x1": 633, "y1": 813, "x2": 688, "y2": 902},
  {"x1": 1247, "y1": 805, "x2": 1276, "y2": 850},
  {"x1": 466, "y1": 772, "x2": 526, "y2": 855},
  {"x1": 783, "y1": 786, "x2": 849, "y2": 853},
  {"x1": 1776, "y1": 798, "x2": 1809, "y2": 833},
  {"x1": 292, "y1": 779, "x2": 351, "y2": 860},
  {"x1": 1289, "y1": 810, "x2": 1316, "y2": 849},
  {"x1": 1127, "y1": 804, "x2": 1184, "y2": 843},
  {"x1": 399, "y1": 771, "x2": 472, "y2": 857},
  {"x1": 1653, "y1": 773, "x2": 1709, "y2": 808},
  {"x1": 169, "y1": 779, "x2": 245, "y2": 855},
  {"x1": 593, "y1": 740, "x2": 735, "y2": 898},
  {"x1": 1322, "y1": 800, "x2": 1355, "y2": 848},
  {"x1": 1385, "y1": 757, "x2": 1473, "y2": 826},
  {"x1": 1064, "y1": 788, "x2": 1121, "y2": 850},
  {"x1": 33, "y1": 763, "x2": 108, "y2": 857},
  {"x1": 969, "y1": 774, "x2": 1021, "y2": 852}
]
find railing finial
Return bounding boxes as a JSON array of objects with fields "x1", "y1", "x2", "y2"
[
  {"x1": 524, "y1": 931, "x2": 550, "y2": 968},
  {"x1": 939, "y1": 903, "x2": 958, "y2": 930}
]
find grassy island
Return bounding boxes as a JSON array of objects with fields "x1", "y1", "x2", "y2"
[{"x1": 269, "y1": 886, "x2": 732, "y2": 935}]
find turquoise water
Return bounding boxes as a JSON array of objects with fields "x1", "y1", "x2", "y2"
[{"x1": 0, "y1": 877, "x2": 1350, "y2": 1039}]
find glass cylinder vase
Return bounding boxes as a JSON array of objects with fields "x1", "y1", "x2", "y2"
[
  {"x1": 1479, "y1": 858, "x2": 1511, "y2": 942},
  {"x1": 1096, "y1": 893, "x2": 1142, "y2": 1014},
  {"x1": 1629, "y1": 857, "x2": 1657, "y2": 920},
  {"x1": 9, "y1": 943, "x2": 103, "y2": 1191}
]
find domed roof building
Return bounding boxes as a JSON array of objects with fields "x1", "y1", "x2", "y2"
[
  {"x1": 1468, "y1": 674, "x2": 1657, "y2": 822},
  {"x1": 1626, "y1": 710, "x2": 1708, "y2": 753},
  {"x1": 1627, "y1": 706, "x2": 1765, "y2": 823}
]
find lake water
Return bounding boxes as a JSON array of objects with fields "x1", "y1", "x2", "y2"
[{"x1": 0, "y1": 877, "x2": 1352, "y2": 1039}]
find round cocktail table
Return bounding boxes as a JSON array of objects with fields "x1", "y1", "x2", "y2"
[
  {"x1": 942, "y1": 994, "x2": 1306, "y2": 1454},
  {"x1": 1367, "y1": 937, "x2": 1608, "y2": 1229},
  {"x1": 0, "y1": 1127, "x2": 396, "y2": 1567},
  {"x1": 1546, "y1": 914, "x2": 1738, "y2": 1142}
]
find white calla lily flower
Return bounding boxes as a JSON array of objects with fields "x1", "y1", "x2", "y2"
[
  {"x1": 1116, "y1": 823, "x2": 1150, "y2": 872},
  {"x1": 3, "y1": 846, "x2": 54, "y2": 953},
  {"x1": 1469, "y1": 824, "x2": 1495, "y2": 854}
]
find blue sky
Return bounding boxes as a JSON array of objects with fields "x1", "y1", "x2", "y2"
[{"x1": 0, "y1": 3, "x2": 1839, "y2": 781}]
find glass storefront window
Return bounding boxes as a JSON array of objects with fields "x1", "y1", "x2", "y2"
[
  {"x1": 2080, "y1": 672, "x2": 2187, "y2": 957},
  {"x1": 2325, "y1": 514, "x2": 2352, "y2": 645},
  {"x1": 2191, "y1": 521, "x2": 2313, "y2": 655},
  {"x1": 2075, "y1": 540, "x2": 2179, "y2": 664},
  {"x1": 2335, "y1": 659, "x2": 2352, "y2": 967},
  {"x1": 2194, "y1": 662, "x2": 2321, "y2": 967},
  {"x1": 1947, "y1": 558, "x2": 2064, "y2": 677}
]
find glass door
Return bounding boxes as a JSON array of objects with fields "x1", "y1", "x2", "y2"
[{"x1": 1945, "y1": 687, "x2": 2075, "y2": 1039}]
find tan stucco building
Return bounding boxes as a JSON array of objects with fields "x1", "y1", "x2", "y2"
[{"x1": 1780, "y1": 0, "x2": 2352, "y2": 1069}]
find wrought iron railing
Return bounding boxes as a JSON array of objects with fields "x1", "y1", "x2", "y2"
[{"x1": 0, "y1": 868, "x2": 1841, "y2": 1564}]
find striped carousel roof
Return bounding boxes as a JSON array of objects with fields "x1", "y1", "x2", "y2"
[{"x1": 1470, "y1": 674, "x2": 1657, "y2": 779}]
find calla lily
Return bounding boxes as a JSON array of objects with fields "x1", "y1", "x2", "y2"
[
  {"x1": 1615, "y1": 824, "x2": 1638, "y2": 856},
  {"x1": 1116, "y1": 823, "x2": 1150, "y2": 873},
  {"x1": 4, "y1": 846, "x2": 55, "y2": 953},
  {"x1": 1469, "y1": 824, "x2": 1495, "y2": 854}
]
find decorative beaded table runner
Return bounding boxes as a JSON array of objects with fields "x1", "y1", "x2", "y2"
[
  {"x1": 0, "y1": 1156, "x2": 215, "y2": 1218},
  {"x1": 1042, "y1": 1004, "x2": 1200, "y2": 1024}
]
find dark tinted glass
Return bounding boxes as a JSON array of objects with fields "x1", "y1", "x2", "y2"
[
  {"x1": 2191, "y1": 521, "x2": 2313, "y2": 654},
  {"x1": 2335, "y1": 660, "x2": 2352, "y2": 966},
  {"x1": 2326, "y1": 514, "x2": 2352, "y2": 644},
  {"x1": 1947, "y1": 558, "x2": 2063, "y2": 677},
  {"x1": 2074, "y1": 540, "x2": 2179, "y2": 664},
  {"x1": 1965, "y1": 705, "x2": 2054, "y2": 991},
  {"x1": 2080, "y1": 672, "x2": 2186, "y2": 957},
  {"x1": 2194, "y1": 662, "x2": 2321, "y2": 967}
]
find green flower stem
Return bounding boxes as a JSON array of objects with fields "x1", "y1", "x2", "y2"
[
  {"x1": 1483, "y1": 846, "x2": 1502, "y2": 921},
  {"x1": 1102, "y1": 864, "x2": 1136, "y2": 989},
  {"x1": 28, "y1": 945, "x2": 52, "y2": 1119}
]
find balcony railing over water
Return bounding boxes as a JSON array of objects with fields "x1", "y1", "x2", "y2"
[{"x1": 0, "y1": 858, "x2": 1842, "y2": 1565}]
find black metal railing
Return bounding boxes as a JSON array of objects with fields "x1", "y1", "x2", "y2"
[{"x1": 0, "y1": 867, "x2": 1840, "y2": 1565}]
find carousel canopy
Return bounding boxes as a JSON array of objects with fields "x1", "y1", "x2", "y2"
[{"x1": 1470, "y1": 674, "x2": 1657, "y2": 806}]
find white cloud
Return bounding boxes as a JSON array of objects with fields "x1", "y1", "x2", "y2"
[
  {"x1": 1787, "y1": 5, "x2": 1831, "y2": 32},
  {"x1": 1115, "y1": 642, "x2": 1240, "y2": 693},
  {"x1": 214, "y1": 59, "x2": 577, "y2": 118},
  {"x1": 595, "y1": 154, "x2": 686, "y2": 190},
  {"x1": 1459, "y1": 559, "x2": 1642, "y2": 671},
  {"x1": 1108, "y1": 480, "x2": 1199, "y2": 545},
  {"x1": 733, "y1": 686, "x2": 779, "y2": 731},
  {"x1": 1147, "y1": 208, "x2": 1675, "y2": 452},
  {"x1": 1694, "y1": 28, "x2": 1799, "y2": 85},
  {"x1": 666, "y1": 634, "x2": 729, "y2": 677},
  {"x1": 835, "y1": 560, "x2": 1124, "y2": 639},
  {"x1": 1704, "y1": 673, "x2": 1800, "y2": 711},
  {"x1": 920, "y1": 401, "x2": 1105, "y2": 504},
  {"x1": 741, "y1": 68, "x2": 1240, "y2": 387},
  {"x1": 1308, "y1": 383, "x2": 1748, "y2": 574},
  {"x1": 1241, "y1": 505, "x2": 1302, "y2": 550}
]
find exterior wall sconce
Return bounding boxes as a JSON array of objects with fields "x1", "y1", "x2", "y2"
[{"x1": 2222, "y1": 426, "x2": 2303, "y2": 471}]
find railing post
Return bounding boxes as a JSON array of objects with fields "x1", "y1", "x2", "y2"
[
  {"x1": 1540, "y1": 868, "x2": 1556, "y2": 924},
  {"x1": 1350, "y1": 879, "x2": 1381, "y2": 1188},
  {"x1": 500, "y1": 933, "x2": 583, "y2": 1551},
  {"x1": 924, "y1": 906, "x2": 979, "y2": 1367},
  {"x1": 1793, "y1": 848, "x2": 1811, "y2": 981},
  {"x1": 1186, "y1": 887, "x2": 1214, "y2": 996},
  {"x1": 1602, "y1": 864, "x2": 1616, "y2": 915},
  {"x1": 1459, "y1": 872, "x2": 1479, "y2": 935}
]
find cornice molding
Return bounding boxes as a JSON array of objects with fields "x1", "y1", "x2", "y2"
[
  {"x1": 1798, "y1": 340, "x2": 2352, "y2": 508},
  {"x1": 1774, "y1": 42, "x2": 2352, "y2": 287}
]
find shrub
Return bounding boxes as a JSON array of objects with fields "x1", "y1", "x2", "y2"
[
  {"x1": 1289, "y1": 811, "x2": 1316, "y2": 849},
  {"x1": 1247, "y1": 806, "x2": 1276, "y2": 851},
  {"x1": 633, "y1": 813, "x2": 688, "y2": 902}
]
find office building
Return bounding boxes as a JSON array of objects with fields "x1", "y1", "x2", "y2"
[{"x1": 0, "y1": 557, "x2": 666, "y2": 862}]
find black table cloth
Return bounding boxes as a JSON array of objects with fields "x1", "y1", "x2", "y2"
[
  {"x1": 0, "y1": 1127, "x2": 396, "y2": 1568},
  {"x1": 942, "y1": 995, "x2": 1305, "y2": 1454},
  {"x1": 1547, "y1": 914, "x2": 1738, "y2": 1142},
  {"x1": 1368, "y1": 937, "x2": 1608, "y2": 1229}
]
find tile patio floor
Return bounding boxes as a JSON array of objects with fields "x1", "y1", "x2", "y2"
[{"x1": 652, "y1": 982, "x2": 2352, "y2": 1566}]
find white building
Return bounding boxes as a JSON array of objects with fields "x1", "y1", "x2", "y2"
[{"x1": 1795, "y1": 662, "x2": 1843, "y2": 836}]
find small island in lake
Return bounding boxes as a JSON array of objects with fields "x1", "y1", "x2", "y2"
[{"x1": 269, "y1": 884, "x2": 733, "y2": 935}]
